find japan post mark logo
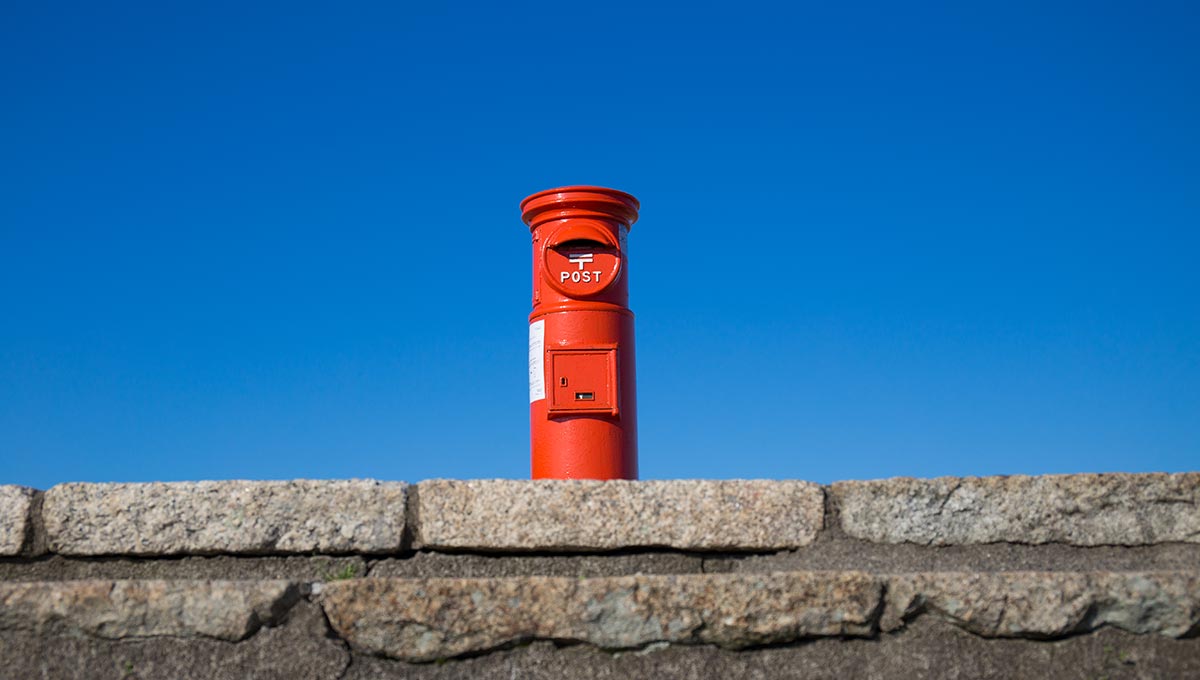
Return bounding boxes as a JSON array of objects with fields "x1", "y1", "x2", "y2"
[
  {"x1": 561, "y1": 253, "x2": 602, "y2": 284},
  {"x1": 568, "y1": 253, "x2": 594, "y2": 270}
]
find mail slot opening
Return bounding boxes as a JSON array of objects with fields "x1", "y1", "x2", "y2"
[
  {"x1": 574, "y1": 392, "x2": 595, "y2": 401},
  {"x1": 555, "y1": 239, "x2": 610, "y2": 251}
]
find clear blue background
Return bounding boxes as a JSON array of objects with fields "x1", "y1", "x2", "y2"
[{"x1": 3, "y1": 1, "x2": 1197, "y2": 489}]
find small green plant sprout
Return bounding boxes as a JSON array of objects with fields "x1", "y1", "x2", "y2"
[{"x1": 323, "y1": 563, "x2": 360, "y2": 581}]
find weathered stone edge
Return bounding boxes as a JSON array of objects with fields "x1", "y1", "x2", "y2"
[
  {"x1": 414, "y1": 479, "x2": 825, "y2": 552},
  {"x1": 13, "y1": 473, "x2": 1200, "y2": 556},
  {"x1": 0, "y1": 486, "x2": 37, "y2": 557},
  {"x1": 881, "y1": 571, "x2": 1200, "y2": 638},
  {"x1": 831, "y1": 472, "x2": 1200, "y2": 546},
  {"x1": 320, "y1": 571, "x2": 880, "y2": 661},
  {"x1": 1, "y1": 571, "x2": 1196, "y2": 660},
  {"x1": 318, "y1": 570, "x2": 1200, "y2": 661},
  {"x1": 41, "y1": 480, "x2": 409, "y2": 557},
  {"x1": 0, "y1": 579, "x2": 304, "y2": 641}
]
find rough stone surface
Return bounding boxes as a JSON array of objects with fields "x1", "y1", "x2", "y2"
[
  {"x1": 0, "y1": 600, "x2": 349, "y2": 680},
  {"x1": 0, "y1": 486, "x2": 35, "y2": 556},
  {"x1": 343, "y1": 622, "x2": 1200, "y2": 680},
  {"x1": 322, "y1": 571, "x2": 879, "y2": 662},
  {"x1": 0, "y1": 555, "x2": 367, "y2": 582},
  {"x1": 0, "y1": 579, "x2": 301, "y2": 641},
  {"x1": 2, "y1": 470, "x2": 1199, "y2": 678},
  {"x1": 7, "y1": 614, "x2": 1200, "y2": 680},
  {"x1": 369, "y1": 551, "x2": 704, "y2": 578},
  {"x1": 415, "y1": 479, "x2": 823, "y2": 551},
  {"x1": 882, "y1": 571, "x2": 1200, "y2": 638},
  {"x1": 44, "y1": 479, "x2": 407, "y2": 555},
  {"x1": 833, "y1": 473, "x2": 1200, "y2": 546}
]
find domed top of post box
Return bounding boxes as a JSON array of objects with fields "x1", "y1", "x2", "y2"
[{"x1": 520, "y1": 186, "x2": 640, "y2": 231}]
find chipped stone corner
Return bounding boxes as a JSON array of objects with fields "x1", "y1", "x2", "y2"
[{"x1": 0, "y1": 485, "x2": 38, "y2": 557}]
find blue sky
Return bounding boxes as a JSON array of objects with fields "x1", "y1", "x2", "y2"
[{"x1": 2, "y1": 1, "x2": 1197, "y2": 488}]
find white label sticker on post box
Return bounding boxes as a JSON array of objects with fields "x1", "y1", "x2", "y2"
[{"x1": 528, "y1": 319, "x2": 546, "y2": 402}]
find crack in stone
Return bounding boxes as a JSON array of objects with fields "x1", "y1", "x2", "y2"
[{"x1": 935, "y1": 481, "x2": 964, "y2": 517}]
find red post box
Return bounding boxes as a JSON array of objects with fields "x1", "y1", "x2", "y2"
[{"x1": 521, "y1": 186, "x2": 640, "y2": 480}]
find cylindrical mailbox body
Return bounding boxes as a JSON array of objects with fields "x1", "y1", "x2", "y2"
[{"x1": 522, "y1": 186, "x2": 640, "y2": 480}]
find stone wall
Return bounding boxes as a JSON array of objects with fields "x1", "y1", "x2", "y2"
[{"x1": 1, "y1": 474, "x2": 1197, "y2": 679}]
